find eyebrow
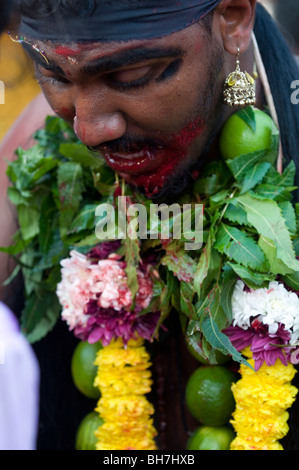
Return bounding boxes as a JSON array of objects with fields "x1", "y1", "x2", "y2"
[{"x1": 82, "y1": 46, "x2": 184, "y2": 76}]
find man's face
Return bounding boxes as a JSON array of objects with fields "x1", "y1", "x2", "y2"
[{"x1": 31, "y1": 21, "x2": 227, "y2": 198}]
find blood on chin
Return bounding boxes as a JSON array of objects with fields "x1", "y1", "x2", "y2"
[{"x1": 120, "y1": 163, "x2": 177, "y2": 198}]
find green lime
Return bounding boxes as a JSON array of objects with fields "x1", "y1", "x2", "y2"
[
  {"x1": 71, "y1": 341, "x2": 103, "y2": 399},
  {"x1": 186, "y1": 425, "x2": 235, "y2": 450},
  {"x1": 219, "y1": 107, "x2": 277, "y2": 160},
  {"x1": 75, "y1": 411, "x2": 104, "y2": 450},
  {"x1": 186, "y1": 341, "x2": 231, "y2": 365},
  {"x1": 185, "y1": 365, "x2": 237, "y2": 426}
]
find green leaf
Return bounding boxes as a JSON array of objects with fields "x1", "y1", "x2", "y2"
[
  {"x1": 180, "y1": 281, "x2": 197, "y2": 319},
  {"x1": 214, "y1": 223, "x2": 267, "y2": 271},
  {"x1": 225, "y1": 149, "x2": 268, "y2": 182},
  {"x1": 57, "y1": 162, "x2": 84, "y2": 238},
  {"x1": 201, "y1": 316, "x2": 254, "y2": 369},
  {"x1": 258, "y1": 235, "x2": 294, "y2": 275},
  {"x1": 124, "y1": 237, "x2": 140, "y2": 302},
  {"x1": 21, "y1": 291, "x2": 61, "y2": 343},
  {"x1": 263, "y1": 161, "x2": 296, "y2": 188},
  {"x1": 18, "y1": 204, "x2": 40, "y2": 241},
  {"x1": 237, "y1": 193, "x2": 299, "y2": 272},
  {"x1": 239, "y1": 161, "x2": 271, "y2": 194},
  {"x1": 223, "y1": 202, "x2": 249, "y2": 226},
  {"x1": 237, "y1": 106, "x2": 256, "y2": 132},
  {"x1": 220, "y1": 266, "x2": 238, "y2": 323},
  {"x1": 39, "y1": 195, "x2": 58, "y2": 253},
  {"x1": 281, "y1": 271, "x2": 299, "y2": 292},
  {"x1": 161, "y1": 242, "x2": 197, "y2": 283},
  {"x1": 59, "y1": 143, "x2": 104, "y2": 169},
  {"x1": 227, "y1": 261, "x2": 275, "y2": 288},
  {"x1": 69, "y1": 203, "x2": 100, "y2": 233},
  {"x1": 194, "y1": 232, "x2": 213, "y2": 296},
  {"x1": 279, "y1": 201, "x2": 297, "y2": 234}
]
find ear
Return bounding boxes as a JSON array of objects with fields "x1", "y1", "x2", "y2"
[{"x1": 214, "y1": 0, "x2": 257, "y2": 55}]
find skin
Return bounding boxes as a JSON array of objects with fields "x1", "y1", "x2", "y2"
[{"x1": 25, "y1": 0, "x2": 259, "y2": 198}]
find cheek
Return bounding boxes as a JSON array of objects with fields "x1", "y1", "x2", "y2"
[{"x1": 43, "y1": 88, "x2": 75, "y2": 122}]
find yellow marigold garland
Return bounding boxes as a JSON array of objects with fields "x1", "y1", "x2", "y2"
[
  {"x1": 230, "y1": 347, "x2": 298, "y2": 450},
  {"x1": 93, "y1": 337, "x2": 158, "y2": 450}
]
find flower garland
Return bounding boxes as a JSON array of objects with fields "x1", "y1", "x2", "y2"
[
  {"x1": 93, "y1": 337, "x2": 157, "y2": 450},
  {"x1": 2, "y1": 106, "x2": 299, "y2": 450},
  {"x1": 224, "y1": 281, "x2": 299, "y2": 450},
  {"x1": 230, "y1": 348, "x2": 298, "y2": 450}
]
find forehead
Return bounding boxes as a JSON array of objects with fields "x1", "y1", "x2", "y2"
[{"x1": 30, "y1": 23, "x2": 209, "y2": 70}]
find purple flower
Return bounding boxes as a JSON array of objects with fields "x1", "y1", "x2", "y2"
[
  {"x1": 74, "y1": 300, "x2": 160, "y2": 346},
  {"x1": 87, "y1": 241, "x2": 121, "y2": 262},
  {"x1": 224, "y1": 322, "x2": 292, "y2": 371}
]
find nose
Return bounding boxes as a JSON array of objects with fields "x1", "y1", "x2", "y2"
[{"x1": 73, "y1": 91, "x2": 127, "y2": 147}]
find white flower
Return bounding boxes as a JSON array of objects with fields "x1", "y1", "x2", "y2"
[{"x1": 231, "y1": 279, "x2": 299, "y2": 336}]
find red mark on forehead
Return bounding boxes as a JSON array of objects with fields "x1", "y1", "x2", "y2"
[{"x1": 54, "y1": 46, "x2": 80, "y2": 56}]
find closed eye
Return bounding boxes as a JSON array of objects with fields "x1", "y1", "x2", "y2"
[{"x1": 108, "y1": 58, "x2": 182, "y2": 91}]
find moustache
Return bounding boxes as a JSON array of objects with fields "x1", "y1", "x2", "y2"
[{"x1": 88, "y1": 135, "x2": 166, "y2": 155}]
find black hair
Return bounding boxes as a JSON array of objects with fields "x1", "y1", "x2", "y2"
[
  {"x1": 275, "y1": 0, "x2": 299, "y2": 51},
  {"x1": 254, "y1": 3, "x2": 299, "y2": 199},
  {"x1": 0, "y1": 0, "x2": 13, "y2": 32}
]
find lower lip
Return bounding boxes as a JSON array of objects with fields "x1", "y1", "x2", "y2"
[
  {"x1": 103, "y1": 117, "x2": 206, "y2": 197},
  {"x1": 103, "y1": 148, "x2": 166, "y2": 175}
]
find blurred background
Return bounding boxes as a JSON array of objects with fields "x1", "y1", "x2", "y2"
[{"x1": 0, "y1": 0, "x2": 298, "y2": 143}]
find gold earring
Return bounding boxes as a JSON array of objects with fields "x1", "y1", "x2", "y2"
[{"x1": 223, "y1": 47, "x2": 256, "y2": 107}]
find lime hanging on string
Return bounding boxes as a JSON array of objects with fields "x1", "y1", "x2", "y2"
[
  {"x1": 219, "y1": 106, "x2": 278, "y2": 160},
  {"x1": 185, "y1": 365, "x2": 238, "y2": 426},
  {"x1": 75, "y1": 411, "x2": 104, "y2": 450},
  {"x1": 186, "y1": 425, "x2": 235, "y2": 450},
  {"x1": 71, "y1": 341, "x2": 103, "y2": 399}
]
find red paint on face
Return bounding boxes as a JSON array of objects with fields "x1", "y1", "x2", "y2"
[
  {"x1": 54, "y1": 46, "x2": 81, "y2": 56},
  {"x1": 103, "y1": 117, "x2": 205, "y2": 198}
]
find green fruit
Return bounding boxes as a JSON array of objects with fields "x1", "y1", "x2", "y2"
[
  {"x1": 75, "y1": 411, "x2": 104, "y2": 450},
  {"x1": 71, "y1": 341, "x2": 103, "y2": 399},
  {"x1": 185, "y1": 365, "x2": 237, "y2": 426},
  {"x1": 219, "y1": 107, "x2": 277, "y2": 160},
  {"x1": 186, "y1": 425, "x2": 235, "y2": 450},
  {"x1": 186, "y1": 341, "x2": 231, "y2": 365}
]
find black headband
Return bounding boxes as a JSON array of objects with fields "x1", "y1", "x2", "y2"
[{"x1": 19, "y1": 0, "x2": 221, "y2": 42}]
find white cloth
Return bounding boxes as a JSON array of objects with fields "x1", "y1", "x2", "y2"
[{"x1": 0, "y1": 302, "x2": 40, "y2": 450}]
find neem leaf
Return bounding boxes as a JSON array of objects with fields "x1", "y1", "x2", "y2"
[
  {"x1": 214, "y1": 223, "x2": 267, "y2": 272},
  {"x1": 237, "y1": 106, "x2": 256, "y2": 132},
  {"x1": 17, "y1": 204, "x2": 40, "y2": 241},
  {"x1": 201, "y1": 316, "x2": 254, "y2": 370},
  {"x1": 239, "y1": 161, "x2": 271, "y2": 194},
  {"x1": 161, "y1": 243, "x2": 197, "y2": 283},
  {"x1": 258, "y1": 235, "x2": 293, "y2": 275},
  {"x1": 281, "y1": 271, "x2": 299, "y2": 292},
  {"x1": 59, "y1": 143, "x2": 104, "y2": 169},
  {"x1": 124, "y1": 237, "x2": 141, "y2": 301},
  {"x1": 21, "y1": 291, "x2": 61, "y2": 343},
  {"x1": 225, "y1": 149, "x2": 267, "y2": 183},
  {"x1": 57, "y1": 162, "x2": 84, "y2": 238},
  {"x1": 227, "y1": 261, "x2": 275, "y2": 288},
  {"x1": 69, "y1": 203, "x2": 100, "y2": 234},
  {"x1": 237, "y1": 193, "x2": 299, "y2": 272}
]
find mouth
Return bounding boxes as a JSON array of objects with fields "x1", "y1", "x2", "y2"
[{"x1": 101, "y1": 147, "x2": 167, "y2": 176}]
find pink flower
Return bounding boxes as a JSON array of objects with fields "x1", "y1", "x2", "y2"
[{"x1": 56, "y1": 245, "x2": 159, "y2": 345}]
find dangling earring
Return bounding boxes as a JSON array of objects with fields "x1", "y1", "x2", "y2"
[{"x1": 223, "y1": 47, "x2": 256, "y2": 107}]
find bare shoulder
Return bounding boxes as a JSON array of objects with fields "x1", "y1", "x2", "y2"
[{"x1": 0, "y1": 93, "x2": 54, "y2": 300}]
